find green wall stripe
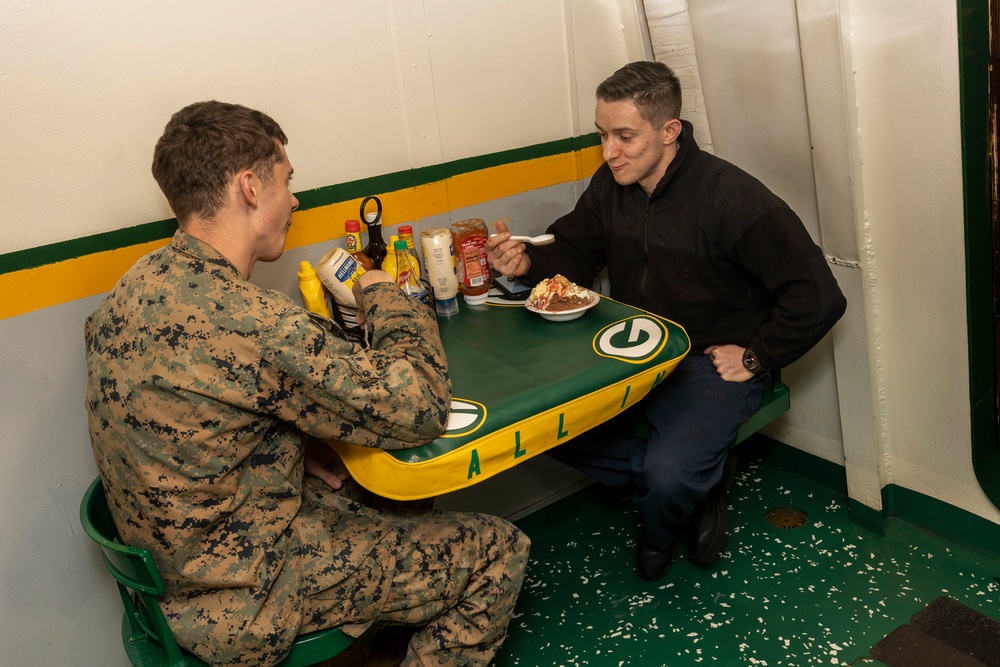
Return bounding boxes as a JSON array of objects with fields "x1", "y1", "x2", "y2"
[
  {"x1": 742, "y1": 434, "x2": 849, "y2": 496},
  {"x1": 0, "y1": 219, "x2": 180, "y2": 275},
  {"x1": 0, "y1": 133, "x2": 602, "y2": 275},
  {"x1": 883, "y1": 483, "x2": 1000, "y2": 562},
  {"x1": 750, "y1": 434, "x2": 1000, "y2": 563},
  {"x1": 849, "y1": 500, "x2": 885, "y2": 537}
]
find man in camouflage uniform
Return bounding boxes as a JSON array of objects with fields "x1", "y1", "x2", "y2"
[{"x1": 85, "y1": 101, "x2": 529, "y2": 667}]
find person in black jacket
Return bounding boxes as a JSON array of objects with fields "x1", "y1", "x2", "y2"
[{"x1": 486, "y1": 60, "x2": 846, "y2": 582}]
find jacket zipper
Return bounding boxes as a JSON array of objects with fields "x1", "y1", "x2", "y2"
[{"x1": 638, "y1": 204, "x2": 651, "y2": 308}]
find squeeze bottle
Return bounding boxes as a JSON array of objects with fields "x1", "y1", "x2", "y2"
[
  {"x1": 450, "y1": 218, "x2": 493, "y2": 305},
  {"x1": 380, "y1": 234, "x2": 400, "y2": 282},
  {"x1": 315, "y1": 247, "x2": 366, "y2": 306},
  {"x1": 420, "y1": 228, "x2": 460, "y2": 316},
  {"x1": 297, "y1": 261, "x2": 332, "y2": 318},
  {"x1": 315, "y1": 247, "x2": 368, "y2": 335}
]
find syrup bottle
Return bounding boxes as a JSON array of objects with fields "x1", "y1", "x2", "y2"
[{"x1": 360, "y1": 195, "x2": 387, "y2": 270}]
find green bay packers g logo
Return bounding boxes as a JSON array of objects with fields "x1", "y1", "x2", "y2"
[
  {"x1": 441, "y1": 399, "x2": 487, "y2": 438},
  {"x1": 594, "y1": 316, "x2": 667, "y2": 364}
]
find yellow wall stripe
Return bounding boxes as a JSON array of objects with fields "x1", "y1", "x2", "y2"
[{"x1": 0, "y1": 145, "x2": 603, "y2": 321}]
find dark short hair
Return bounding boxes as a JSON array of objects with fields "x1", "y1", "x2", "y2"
[
  {"x1": 596, "y1": 61, "x2": 682, "y2": 129},
  {"x1": 151, "y1": 101, "x2": 288, "y2": 224}
]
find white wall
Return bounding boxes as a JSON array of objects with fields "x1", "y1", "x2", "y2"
[
  {"x1": 846, "y1": 0, "x2": 986, "y2": 513},
  {"x1": 676, "y1": 0, "x2": 1000, "y2": 524},
  {"x1": 0, "y1": 0, "x2": 631, "y2": 254},
  {"x1": 685, "y1": 0, "x2": 847, "y2": 464}
]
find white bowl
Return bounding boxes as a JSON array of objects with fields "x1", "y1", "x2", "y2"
[{"x1": 525, "y1": 291, "x2": 600, "y2": 322}]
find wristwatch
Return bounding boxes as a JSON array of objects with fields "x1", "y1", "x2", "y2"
[{"x1": 742, "y1": 347, "x2": 768, "y2": 376}]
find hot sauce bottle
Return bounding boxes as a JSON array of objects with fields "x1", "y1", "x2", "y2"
[{"x1": 344, "y1": 219, "x2": 374, "y2": 271}]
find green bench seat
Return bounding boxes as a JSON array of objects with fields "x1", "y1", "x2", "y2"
[{"x1": 80, "y1": 477, "x2": 353, "y2": 667}]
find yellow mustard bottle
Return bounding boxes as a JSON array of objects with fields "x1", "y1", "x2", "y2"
[
  {"x1": 380, "y1": 234, "x2": 400, "y2": 281},
  {"x1": 297, "y1": 260, "x2": 332, "y2": 317}
]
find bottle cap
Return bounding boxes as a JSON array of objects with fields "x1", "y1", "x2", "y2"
[
  {"x1": 345, "y1": 219, "x2": 361, "y2": 232},
  {"x1": 297, "y1": 260, "x2": 317, "y2": 278},
  {"x1": 435, "y1": 296, "x2": 460, "y2": 316},
  {"x1": 366, "y1": 212, "x2": 378, "y2": 224},
  {"x1": 399, "y1": 225, "x2": 413, "y2": 235},
  {"x1": 393, "y1": 240, "x2": 408, "y2": 251},
  {"x1": 463, "y1": 292, "x2": 488, "y2": 305}
]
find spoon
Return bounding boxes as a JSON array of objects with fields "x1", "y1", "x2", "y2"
[{"x1": 491, "y1": 233, "x2": 555, "y2": 246}]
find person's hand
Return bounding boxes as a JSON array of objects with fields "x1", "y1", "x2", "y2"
[
  {"x1": 704, "y1": 344, "x2": 754, "y2": 382},
  {"x1": 352, "y1": 270, "x2": 395, "y2": 327},
  {"x1": 486, "y1": 220, "x2": 532, "y2": 278},
  {"x1": 304, "y1": 438, "x2": 352, "y2": 490}
]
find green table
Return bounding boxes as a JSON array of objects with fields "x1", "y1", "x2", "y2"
[{"x1": 334, "y1": 296, "x2": 690, "y2": 499}]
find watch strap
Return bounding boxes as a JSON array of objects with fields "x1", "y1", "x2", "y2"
[{"x1": 742, "y1": 347, "x2": 768, "y2": 376}]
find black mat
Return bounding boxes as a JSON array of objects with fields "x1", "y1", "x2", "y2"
[{"x1": 870, "y1": 596, "x2": 1000, "y2": 666}]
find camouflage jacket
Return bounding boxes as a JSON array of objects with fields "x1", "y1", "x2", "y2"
[{"x1": 85, "y1": 230, "x2": 450, "y2": 663}]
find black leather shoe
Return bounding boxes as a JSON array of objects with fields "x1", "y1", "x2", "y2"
[
  {"x1": 635, "y1": 534, "x2": 678, "y2": 582},
  {"x1": 688, "y1": 451, "x2": 738, "y2": 566}
]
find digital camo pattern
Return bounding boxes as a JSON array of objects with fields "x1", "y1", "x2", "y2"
[
  {"x1": 298, "y1": 478, "x2": 529, "y2": 666},
  {"x1": 85, "y1": 231, "x2": 525, "y2": 665}
]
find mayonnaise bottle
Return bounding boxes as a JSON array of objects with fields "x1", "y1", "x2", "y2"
[{"x1": 421, "y1": 227, "x2": 460, "y2": 316}]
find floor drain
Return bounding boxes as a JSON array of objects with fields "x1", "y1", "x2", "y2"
[{"x1": 765, "y1": 507, "x2": 809, "y2": 529}]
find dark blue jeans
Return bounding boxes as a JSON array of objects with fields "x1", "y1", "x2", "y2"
[{"x1": 552, "y1": 353, "x2": 764, "y2": 549}]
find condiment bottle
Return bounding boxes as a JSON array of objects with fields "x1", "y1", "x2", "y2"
[
  {"x1": 315, "y1": 247, "x2": 367, "y2": 341},
  {"x1": 360, "y1": 195, "x2": 387, "y2": 270},
  {"x1": 398, "y1": 225, "x2": 422, "y2": 279},
  {"x1": 392, "y1": 240, "x2": 431, "y2": 307},
  {"x1": 450, "y1": 218, "x2": 493, "y2": 305},
  {"x1": 315, "y1": 247, "x2": 366, "y2": 308},
  {"x1": 297, "y1": 260, "x2": 332, "y2": 318},
  {"x1": 344, "y1": 219, "x2": 374, "y2": 271},
  {"x1": 400, "y1": 223, "x2": 434, "y2": 302},
  {"x1": 381, "y1": 234, "x2": 400, "y2": 281},
  {"x1": 420, "y1": 227, "x2": 460, "y2": 316}
]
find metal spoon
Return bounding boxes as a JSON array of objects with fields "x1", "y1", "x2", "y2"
[{"x1": 491, "y1": 233, "x2": 555, "y2": 246}]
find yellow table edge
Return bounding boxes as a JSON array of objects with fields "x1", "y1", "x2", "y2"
[{"x1": 330, "y1": 354, "x2": 686, "y2": 500}]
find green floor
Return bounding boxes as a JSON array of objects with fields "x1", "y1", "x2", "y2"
[{"x1": 493, "y1": 454, "x2": 1000, "y2": 667}]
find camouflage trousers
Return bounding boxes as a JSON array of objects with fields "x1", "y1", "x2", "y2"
[{"x1": 298, "y1": 479, "x2": 530, "y2": 667}]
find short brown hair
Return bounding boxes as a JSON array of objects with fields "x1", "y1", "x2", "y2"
[
  {"x1": 151, "y1": 101, "x2": 288, "y2": 224},
  {"x1": 596, "y1": 61, "x2": 682, "y2": 130}
]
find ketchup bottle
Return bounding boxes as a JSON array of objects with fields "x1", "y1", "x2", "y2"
[{"x1": 450, "y1": 218, "x2": 493, "y2": 305}]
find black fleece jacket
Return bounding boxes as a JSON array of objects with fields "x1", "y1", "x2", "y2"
[{"x1": 524, "y1": 121, "x2": 846, "y2": 371}]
